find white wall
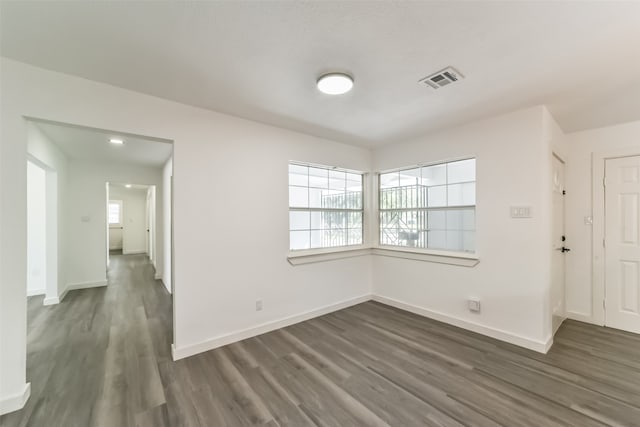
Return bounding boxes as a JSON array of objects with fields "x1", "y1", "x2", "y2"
[
  {"x1": 162, "y1": 157, "x2": 172, "y2": 293},
  {"x1": 0, "y1": 58, "x2": 372, "y2": 409},
  {"x1": 65, "y1": 161, "x2": 163, "y2": 287},
  {"x1": 371, "y1": 107, "x2": 553, "y2": 350},
  {"x1": 26, "y1": 122, "x2": 67, "y2": 305},
  {"x1": 109, "y1": 186, "x2": 148, "y2": 255},
  {"x1": 26, "y1": 162, "x2": 46, "y2": 296},
  {"x1": 565, "y1": 119, "x2": 640, "y2": 324}
]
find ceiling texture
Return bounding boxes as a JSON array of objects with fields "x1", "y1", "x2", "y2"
[{"x1": 3, "y1": 1, "x2": 640, "y2": 147}]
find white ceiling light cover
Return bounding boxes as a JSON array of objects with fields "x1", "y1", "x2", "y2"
[{"x1": 317, "y1": 73, "x2": 354, "y2": 95}]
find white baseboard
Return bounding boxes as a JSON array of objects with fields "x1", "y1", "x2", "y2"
[
  {"x1": 43, "y1": 296, "x2": 60, "y2": 305},
  {"x1": 566, "y1": 311, "x2": 601, "y2": 326},
  {"x1": 55, "y1": 280, "x2": 108, "y2": 303},
  {"x1": 0, "y1": 383, "x2": 30, "y2": 415},
  {"x1": 154, "y1": 272, "x2": 162, "y2": 280},
  {"x1": 27, "y1": 288, "x2": 45, "y2": 297},
  {"x1": 172, "y1": 294, "x2": 372, "y2": 360},
  {"x1": 123, "y1": 249, "x2": 146, "y2": 255},
  {"x1": 372, "y1": 295, "x2": 552, "y2": 354}
]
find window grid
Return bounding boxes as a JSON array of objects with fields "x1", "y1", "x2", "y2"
[
  {"x1": 379, "y1": 158, "x2": 475, "y2": 253},
  {"x1": 289, "y1": 163, "x2": 364, "y2": 251}
]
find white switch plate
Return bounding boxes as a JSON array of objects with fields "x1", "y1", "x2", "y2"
[
  {"x1": 255, "y1": 300, "x2": 263, "y2": 311},
  {"x1": 510, "y1": 206, "x2": 532, "y2": 218}
]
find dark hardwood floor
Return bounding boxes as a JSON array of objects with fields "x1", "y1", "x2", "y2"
[{"x1": 2, "y1": 254, "x2": 640, "y2": 426}]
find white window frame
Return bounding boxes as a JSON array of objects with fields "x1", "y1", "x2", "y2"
[
  {"x1": 376, "y1": 157, "x2": 477, "y2": 258},
  {"x1": 287, "y1": 162, "x2": 366, "y2": 259}
]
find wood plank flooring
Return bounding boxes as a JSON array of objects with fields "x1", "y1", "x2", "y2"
[{"x1": 2, "y1": 253, "x2": 640, "y2": 426}]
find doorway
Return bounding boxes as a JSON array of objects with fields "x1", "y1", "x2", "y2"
[{"x1": 604, "y1": 155, "x2": 640, "y2": 334}]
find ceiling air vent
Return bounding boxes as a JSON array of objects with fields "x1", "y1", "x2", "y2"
[{"x1": 419, "y1": 67, "x2": 464, "y2": 90}]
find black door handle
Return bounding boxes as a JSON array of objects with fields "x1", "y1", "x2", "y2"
[{"x1": 561, "y1": 247, "x2": 571, "y2": 253}]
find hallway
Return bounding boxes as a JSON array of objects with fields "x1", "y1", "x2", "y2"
[{"x1": 1, "y1": 254, "x2": 172, "y2": 426}]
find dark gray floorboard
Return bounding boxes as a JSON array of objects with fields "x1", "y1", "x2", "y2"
[{"x1": 2, "y1": 253, "x2": 640, "y2": 426}]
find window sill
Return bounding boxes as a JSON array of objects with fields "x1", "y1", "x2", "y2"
[
  {"x1": 287, "y1": 246, "x2": 370, "y2": 265},
  {"x1": 372, "y1": 246, "x2": 479, "y2": 267}
]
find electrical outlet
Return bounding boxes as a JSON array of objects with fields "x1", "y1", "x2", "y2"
[
  {"x1": 468, "y1": 298, "x2": 481, "y2": 313},
  {"x1": 255, "y1": 300, "x2": 263, "y2": 311}
]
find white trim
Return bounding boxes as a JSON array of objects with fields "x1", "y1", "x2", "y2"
[
  {"x1": 372, "y1": 295, "x2": 552, "y2": 353},
  {"x1": 372, "y1": 247, "x2": 479, "y2": 267},
  {"x1": 0, "y1": 383, "x2": 30, "y2": 415},
  {"x1": 592, "y1": 146, "x2": 640, "y2": 326},
  {"x1": 567, "y1": 311, "x2": 601, "y2": 326},
  {"x1": 27, "y1": 288, "x2": 45, "y2": 297},
  {"x1": 171, "y1": 294, "x2": 372, "y2": 360},
  {"x1": 43, "y1": 296, "x2": 60, "y2": 305},
  {"x1": 154, "y1": 272, "x2": 163, "y2": 280},
  {"x1": 123, "y1": 249, "x2": 146, "y2": 255},
  {"x1": 50, "y1": 280, "x2": 108, "y2": 304},
  {"x1": 287, "y1": 247, "x2": 370, "y2": 265}
]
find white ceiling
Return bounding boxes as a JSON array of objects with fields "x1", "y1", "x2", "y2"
[
  {"x1": 4, "y1": 2, "x2": 640, "y2": 147},
  {"x1": 33, "y1": 120, "x2": 173, "y2": 167}
]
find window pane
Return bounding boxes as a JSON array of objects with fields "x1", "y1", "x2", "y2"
[
  {"x1": 289, "y1": 164, "x2": 308, "y2": 186},
  {"x1": 421, "y1": 164, "x2": 446, "y2": 186},
  {"x1": 108, "y1": 203, "x2": 120, "y2": 224},
  {"x1": 428, "y1": 210, "x2": 446, "y2": 230},
  {"x1": 289, "y1": 211, "x2": 310, "y2": 231},
  {"x1": 428, "y1": 185, "x2": 447, "y2": 207},
  {"x1": 446, "y1": 230, "x2": 463, "y2": 251},
  {"x1": 447, "y1": 159, "x2": 475, "y2": 184},
  {"x1": 380, "y1": 172, "x2": 399, "y2": 189},
  {"x1": 289, "y1": 186, "x2": 308, "y2": 208},
  {"x1": 311, "y1": 230, "x2": 323, "y2": 248},
  {"x1": 329, "y1": 170, "x2": 346, "y2": 190},
  {"x1": 290, "y1": 231, "x2": 310, "y2": 250},
  {"x1": 463, "y1": 231, "x2": 475, "y2": 252},
  {"x1": 348, "y1": 212, "x2": 362, "y2": 229},
  {"x1": 311, "y1": 211, "x2": 323, "y2": 229},
  {"x1": 309, "y1": 167, "x2": 328, "y2": 189},
  {"x1": 428, "y1": 230, "x2": 446, "y2": 250},
  {"x1": 346, "y1": 190, "x2": 362, "y2": 209},
  {"x1": 399, "y1": 167, "x2": 420, "y2": 187},
  {"x1": 309, "y1": 187, "x2": 323, "y2": 208},
  {"x1": 346, "y1": 173, "x2": 362, "y2": 191},
  {"x1": 447, "y1": 182, "x2": 475, "y2": 206},
  {"x1": 348, "y1": 228, "x2": 362, "y2": 245}
]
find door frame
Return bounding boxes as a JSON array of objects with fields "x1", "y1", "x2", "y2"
[{"x1": 593, "y1": 146, "x2": 640, "y2": 327}]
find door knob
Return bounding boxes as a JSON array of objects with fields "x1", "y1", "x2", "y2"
[{"x1": 561, "y1": 247, "x2": 571, "y2": 253}]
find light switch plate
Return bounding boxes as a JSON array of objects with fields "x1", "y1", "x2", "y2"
[{"x1": 510, "y1": 206, "x2": 532, "y2": 218}]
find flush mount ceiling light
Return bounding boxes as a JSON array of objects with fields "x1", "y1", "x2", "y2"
[
  {"x1": 317, "y1": 73, "x2": 353, "y2": 95},
  {"x1": 125, "y1": 184, "x2": 132, "y2": 188},
  {"x1": 109, "y1": 138, "x2": 124, "y2": 145}
]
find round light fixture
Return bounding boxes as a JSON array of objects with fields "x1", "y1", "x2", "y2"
[{"x1": 317, "y1": 73, "x2": 353, "y2": 95}]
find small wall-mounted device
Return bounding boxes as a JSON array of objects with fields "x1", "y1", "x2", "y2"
[
  {"x1": 255, "y1": 300, "x2": 263, "y2": 311},
  {"x1": 468, "y1": 298, "x2": 481, "y2": 313},
  {"x1": 510, "y1": 206, "x2": 532, "y2": 218}
]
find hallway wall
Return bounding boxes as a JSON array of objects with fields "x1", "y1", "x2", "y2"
[{"x1": 26, "y1": 161, "x2": 46, "y2": 296}]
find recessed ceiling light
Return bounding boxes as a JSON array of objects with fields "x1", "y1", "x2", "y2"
[
  {"x1": 317, "y1": 73, "x2": 354, "y2": 95},
  {"x1": 125, "y1": 184, "x2": 132, "y2": 188},
  {"x1": 109, "y1": 138, "x2": 124, "y2": 145}
]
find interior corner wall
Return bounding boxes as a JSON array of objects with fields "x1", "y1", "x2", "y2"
[
  {"x1": 565, "y1": 119, "x2": 640, "y2": 324},
  {"x1": 162, "y1": 157, "x2": 172, "y2": 293},
  {"x1": 0, "y1": 56, "x2": 373, "y2": 403},
  {"x1": 26, "y1": 161, "x2": 47, "y2": 296},
  {"x1": 371, "y1": 106, "x2": 552, "y2": 350},
  {"x1": 65, "y1": 161, "x2": 163, "y2": 287},
  {"x1": 26, "y1": 122, "x2": 68, "y2": 303}
]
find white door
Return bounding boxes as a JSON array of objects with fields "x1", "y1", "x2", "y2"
[
  {"x1": 605, "y1": 155, "x2": 640, "y2": 334},
  {"x1": 551, "y1": 155, "x2": 566, "y2": 333}
]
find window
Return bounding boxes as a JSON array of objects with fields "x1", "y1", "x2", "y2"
[
  {"x1": 108, "y1": 200, "x2": 123, "y2": 226},
  {"x1": 289, "y1": 163, "x2": 363, "y2": 250},
  {"x1": 379, "y1": 158, "x2": 475, "y2": 253}
]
